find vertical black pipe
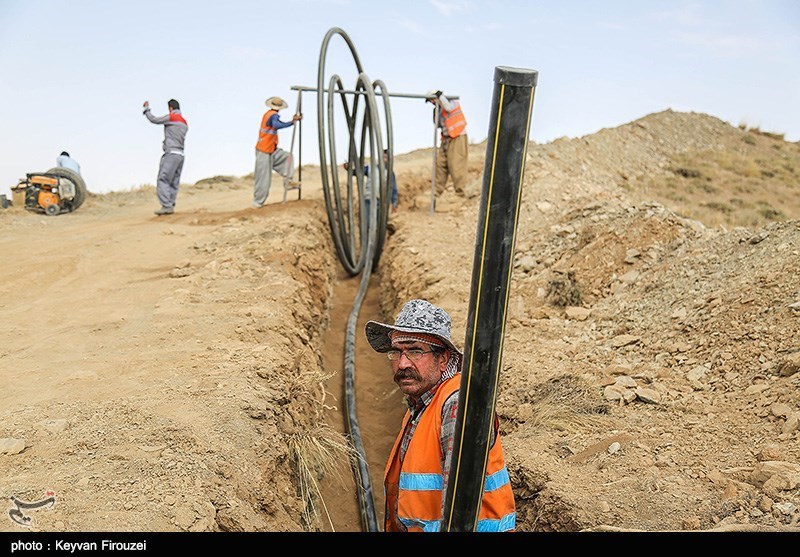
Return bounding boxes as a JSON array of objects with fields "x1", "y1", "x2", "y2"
[{"x1": 443, "y1": 66, "x2": 538, "y2": 532}]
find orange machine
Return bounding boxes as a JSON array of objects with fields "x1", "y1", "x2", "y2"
[{"x1": 17, "y1": 168, "x2": 87, "y2": 216}]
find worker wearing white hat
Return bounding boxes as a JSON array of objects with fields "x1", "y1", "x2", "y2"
[{"x1": 253, "y1": 96, "x2": 302, "y2": 208}]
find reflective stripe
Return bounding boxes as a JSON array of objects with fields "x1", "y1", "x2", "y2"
[
  {"x1": 399, "y1": 517, "x2": 441, "y2": 532},
  {"x1": 400, "y1": 513, "x2": 516, "y2": 532},
  {"x1": 475, "y1": 512, "x2": 516, "y2": 532},
  {"x1": 399, "y1": 472, "x2": 443, "y2": 491},
  {"x1": 484, "y1": 467, "x2": 510, "y2": 492},
  {"x1": 442, "y1": 102, "x2": 467, "y2": 138},
  {"x1": 256, "y1": 109, "x2": 279, "y2": 153}
]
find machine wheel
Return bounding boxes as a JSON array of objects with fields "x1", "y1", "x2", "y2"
[
  {"x1": 45, "y1": 167, "x2": 87, "y2": 211},
  {"x1": 45, "y1": 204, "x2": 60, "y2": 216}
]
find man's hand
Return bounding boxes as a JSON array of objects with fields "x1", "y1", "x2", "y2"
[
  {"x1": 292, "y1": 113, "x2": 302, "y2": 122},
  {"x1": 143, "y1": 101, "x2": 150, "y2": 110}
]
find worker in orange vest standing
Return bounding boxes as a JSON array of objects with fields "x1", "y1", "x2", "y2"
[
  {"x1": 253, "y1": 96, "x2": 301, "y2": 208},
  {"x1": 426, "y1": 89, "x2": 468, "y2": 196}
]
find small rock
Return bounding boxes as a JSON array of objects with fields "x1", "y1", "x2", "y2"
[
  {"x1": 604, "y1": 385, "x2": 626, "y2": 402},
  {"x1": 614, "y1": 376, "x2": 637, "y2": 388},
  {"x1": 776, "y1": 354, "x2": 800, "y2": 377},
  {"x1": 604, "y1": 364, "x2": 634, "y2": 376},
  {"x1": 0, "y1": 438, "x2": 26, "y2": 455},
  {"x1": 607, "y1": 442, "x2": 621, "y2": 455},
  {"x1": 770, "y1": 403, "x2": 792, "y2": 418},
  {"x1": 635, "y1": 387, "x2": 662, "y2": 404},
  {"x1": 722, "y1": 482, "x2": 738, "y2": 500},
  {"x1": 42, "y1": 419, "x2": 69, "y2": 433},
  {"x1": 744, "y1": 384, "x2": 770, "y2": 396},
  {"x1": 758, "y1": 496, "x2": 774, "y2": 512},
  {"x1": 782, "y1": 413, "x2": 799, "y2": 434},
  {"x1": 610, "y1": 334, "x2": 640, "y2": 348},
  {"x1": 624, "y1": 249, "x2": 640, "y2": 264},
  {"x1": 750, "y1": 461, "x2": 800, "y2": 490},
  {"x1": 517, "y1": 255, "x2": 537, "y2": 272},
  {"x1": 707, "y1": 470, "x2": 726, "y2": 485},
  {"x1": 597, "y1": 376, "x2": 617, "y2": 387},
  {"x1": 686, "y1": 366, "x2": 708, "y2": 381},
  {"x1": 565, "y1": 306, "x2": 591, "y2": 320},
  {"x1": 774, "y1": 502, "x2": 797, "y2": 515},
  {"x1": 757, "y1": 445, "x2": 784, "y2": 461}
]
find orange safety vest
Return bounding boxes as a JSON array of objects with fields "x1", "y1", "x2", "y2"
[
  {"x1": 441, "y1": 102, "x2": 467, "y2": 139},
  {"x1": 383, "y1": 374, "x2": 516, "y2": 532},
  {"x1": 256, "y1": 109, "x2": 278, "y2": 154}
]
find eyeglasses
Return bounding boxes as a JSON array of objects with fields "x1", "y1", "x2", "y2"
[{"x1": 386, "y1": 348, "x2": 437, "y2": 362}]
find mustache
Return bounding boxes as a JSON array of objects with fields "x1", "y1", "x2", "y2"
[{"x1": 393, "y1": 369, "x2": 420, "y2": 383}]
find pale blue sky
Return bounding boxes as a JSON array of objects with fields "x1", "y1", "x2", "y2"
[{"x1": 1, "y1": 0, "x2": 798, "y2": 196}]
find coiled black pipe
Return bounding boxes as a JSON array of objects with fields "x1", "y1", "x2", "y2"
[{"x1": 316, "y1": 27, "x2": 393, "y2": 532}]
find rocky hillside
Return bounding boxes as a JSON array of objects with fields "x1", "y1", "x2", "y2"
[{"x1": 381, "y1": 109, "x2": 800, "y2": 531}]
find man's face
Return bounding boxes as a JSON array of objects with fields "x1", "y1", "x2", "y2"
[{"x1": 390, "y1": 340, "x2": 448, "y2": 399}]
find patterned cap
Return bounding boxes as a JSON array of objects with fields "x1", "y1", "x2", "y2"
[{"x1": 365, "y1": 299, "x2": 463, "y2": 358}]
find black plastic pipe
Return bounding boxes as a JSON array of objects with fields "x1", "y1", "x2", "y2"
[{"x1": 443, "y1": 66, "x2": 538, "y2": 532}]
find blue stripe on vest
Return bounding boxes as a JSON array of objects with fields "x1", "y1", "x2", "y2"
[
  {"x1": 484, "y1": 467, "x2": 510, "y2": 492},
  {"x1": 399, "y1": 517, "x2": 442, "y2": 532},
  {"x1": 399, "y1": 472, "x2": 443, "y2": 491},
  {"x1": 261, "y1": 129, "x2": 277, "y2": 135},
  {"x1": 475, "y1": 512, "x2": 516, "y2": 532}
]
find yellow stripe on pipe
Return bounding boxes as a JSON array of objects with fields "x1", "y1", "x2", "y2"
[{"x1": 445, "y1": 84, "x2": 507, "y2": 530}]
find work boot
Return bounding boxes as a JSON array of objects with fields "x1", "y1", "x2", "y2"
[{"x1": 154, "y1": 207, "x2": 174, "y2": 215}]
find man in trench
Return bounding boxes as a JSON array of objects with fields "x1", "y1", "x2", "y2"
[{"x1": 365, "y1": 298, "x2": 516, "y2": 532}]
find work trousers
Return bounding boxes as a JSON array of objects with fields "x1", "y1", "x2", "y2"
[
  {"x1": 253, "y1": 148, "x2": 293, "y2": 207},
  {"x1": 435, "y1": 133, "x2": 468, "y2": 195},
  {"x1": 156, "y1": 152, "x2": 184, "y2": 210}
]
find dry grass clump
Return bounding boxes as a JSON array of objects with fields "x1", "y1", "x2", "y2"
[
  {"x1": 283, "y1": 355, "x2": 359, "y2": 531},
  {"x1": 546, "y1": 271, "x2": 582, "y2": 307},
  {"x1": 526, "y1": 374, "x2": 608, "y2": 432},
  {"x1": 288, "y1": 425, "x2": 359, "y2": 531}
]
